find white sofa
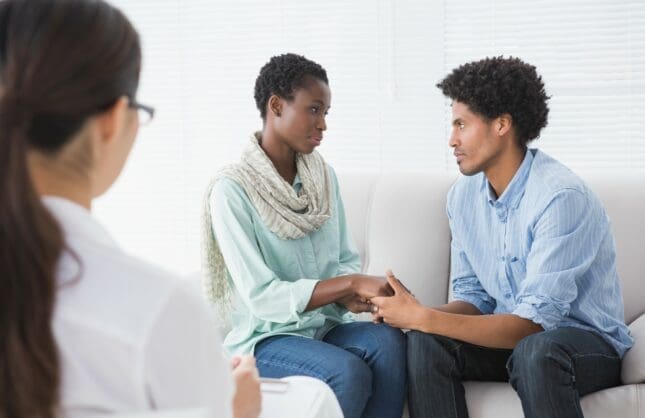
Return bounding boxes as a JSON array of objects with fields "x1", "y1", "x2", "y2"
[{"x1": 338, "y1": 170, "x2": 645, "y2": 418}]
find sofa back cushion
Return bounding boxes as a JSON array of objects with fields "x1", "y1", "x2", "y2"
[
  {"x1": 334, "y1": 171, "x2": 379, "y2": 271},
  {"x1": 339, "y1": 171, "x2": 456, "y2": 307},
  {"x1": 339, "y1": 170, "x2": 644, "y2": 324}
]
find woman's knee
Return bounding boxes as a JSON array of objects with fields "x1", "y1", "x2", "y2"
[
  {"x1": 370, "y1": 323, "x2": 407, "y2": 358},
  {"x1": 327, "y1": 353, "x2": 373, "y2": 415}
]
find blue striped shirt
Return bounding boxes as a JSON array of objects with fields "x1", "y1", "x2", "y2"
[{"x1": 448, "y1": 148, "x2": 633, "y2": 357}]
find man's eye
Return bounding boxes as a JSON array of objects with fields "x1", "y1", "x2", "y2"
[
  {"x1": 458, "y1": 122, "x2": 465, "y2": 129},
  {"x1": 310, "y1": 107, "x2": 319, "y2": 114}
]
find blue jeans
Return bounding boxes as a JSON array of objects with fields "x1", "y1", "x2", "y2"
[
  {"x1": 407, "y1": 327, "x2": 621, "y2": 418},
  {"x1": 255, "y1": 322, "x2": 407, "y2": 418}
]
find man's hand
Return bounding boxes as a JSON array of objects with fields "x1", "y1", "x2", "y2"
[
  {"x1": 370, "y1": 270, "x2": 425, "y2": 330},
  {"x1": 231, "y1": 355, "x2": 262, "y2": 418}
]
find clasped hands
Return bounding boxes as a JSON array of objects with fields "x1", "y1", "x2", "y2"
[{"x1": 338, "y1": 270, "x2": 424, "y2": 330}]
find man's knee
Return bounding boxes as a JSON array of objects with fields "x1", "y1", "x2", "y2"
[
  {"x1": 407, "y1": 331, "x2": 458, "y2": 375},
  {"x1": 507, "y1": 332, "x2": 570, "y2": 385}
]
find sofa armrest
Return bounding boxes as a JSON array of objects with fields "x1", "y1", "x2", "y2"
[{"x1": 621, "y1": 313, "x2": 645, "y2": 384}]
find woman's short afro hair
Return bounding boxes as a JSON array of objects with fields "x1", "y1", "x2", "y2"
[
  {"x1": 437, "y1": 56, "x2": 550, "y2": 145},
  {"x1": 254, "y1": 53, "x2": 328, "y2": 119}
]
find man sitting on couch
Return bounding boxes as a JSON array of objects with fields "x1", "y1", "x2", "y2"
[{"x1": 370, "y1": 56, "x2": 633, "y2": 418}]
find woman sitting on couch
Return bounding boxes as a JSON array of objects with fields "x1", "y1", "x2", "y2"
[{"x1": 203, "y1": 53, "x2": 406, "y2": 418}]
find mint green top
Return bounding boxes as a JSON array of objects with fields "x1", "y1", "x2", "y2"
[{"x1": 210, "y1": 166, "x2": 360, "y2": 355}]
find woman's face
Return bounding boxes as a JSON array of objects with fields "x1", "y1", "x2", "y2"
[{"x1": 271, "y1": 76, "x2": 331, "y2": 155}]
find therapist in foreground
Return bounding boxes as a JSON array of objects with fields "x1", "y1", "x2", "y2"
[{"x1": 0, "y1": 0, "x2": 259, "y2": 417}]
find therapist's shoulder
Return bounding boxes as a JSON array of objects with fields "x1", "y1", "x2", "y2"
[
  {"x1": 53, "y1": 250, "x2": 218, "y2": 371},
  {"x1": 108, "y1": 255, "x2": 217, "y2": 345},
  {"x1": 117, "y1": 254, "x2": 210, "y2": 316}
]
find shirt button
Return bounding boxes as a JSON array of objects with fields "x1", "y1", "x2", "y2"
[{"x1": 504, "y1": 293, "x2": 512, "y2": 299}]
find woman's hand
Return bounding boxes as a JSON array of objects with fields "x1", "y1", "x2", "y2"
[
  {"x1": 351, "y1": 274, "x2": 394, "y2": 299},
  {"x1": 336, "y1": 293, "x2": 372, "y2": 313},
  {"x1": 370, "y1": 270, "x2": 425, "y2": 330},
  {"x1": 231, "y1": 355, "x2": 262, "y2": 418},
  {"x1": 307, "y1": 274, "x2": 393, "y2": 312},
  {"x1": 336, "y1": 274, "x2": 393, "y2": 313}
]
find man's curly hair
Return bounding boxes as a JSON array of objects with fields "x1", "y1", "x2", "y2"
[
  {"x1": 437, "y1": 56, "x2": 550, "y2": 145},
  {"x1": 254, "y1": 53, "x2": 328, "y2": 120}
]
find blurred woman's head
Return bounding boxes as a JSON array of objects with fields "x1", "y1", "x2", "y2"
[
  {"x1": 0, "y1": 0, "x2": 141, "y2": 416},
  {"x1": 1, "y1": 0, "x2": 144, "y2": 200},
  {"x1": 254, "y1": 53, "x2": 330, "y2": 155}
]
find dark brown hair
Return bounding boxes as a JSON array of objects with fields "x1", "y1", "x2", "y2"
[
  {"x1": 0, "y1": 1, "x2": 141, "y2": 417},
  {"x1": 437, "y1": 56, "x2": 550, "y2": 146}
]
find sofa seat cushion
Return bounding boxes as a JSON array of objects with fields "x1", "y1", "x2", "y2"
[
  {"x1": 464, "y1": 381, "x2": 644, "y2": 418},
  {"x1": 623, "y1": 314, "x2": 645, "y2": 384}
]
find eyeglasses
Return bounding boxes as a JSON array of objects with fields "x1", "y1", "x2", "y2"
[{"x1": 128, "y1": 99, "x2": 155, "y2": 126}]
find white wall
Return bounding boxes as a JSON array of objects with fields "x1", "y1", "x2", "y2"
[{"x1": 96, "y1": 0, "x2": 644, "y2": 275}]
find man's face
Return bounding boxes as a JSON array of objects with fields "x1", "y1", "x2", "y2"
[{"x1": 449, "y1": 101, "x2": 505, "y2": 176}]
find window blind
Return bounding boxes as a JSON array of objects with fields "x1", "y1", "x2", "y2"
[
  {"x1": 443, "y1": 0, "x2": 645, "y2": 170},
  {"x1": 96, "y1": 0, "x2": 644, "y2": 274}
]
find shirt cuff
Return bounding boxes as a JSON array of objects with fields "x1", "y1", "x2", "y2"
[
  {"x1": 452, "y1": 294, "x2": 495, "y2": 315},
  {"x1": 512, "y1": 300, "x2": 564, "y2": 331},
  {"x1": 292, "y1": 278, "x2": 321, "y2": 315}
]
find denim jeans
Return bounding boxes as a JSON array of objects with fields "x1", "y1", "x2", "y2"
[
  {"x1": 255, "y1": 322, "x2": 407, "y2": 418},
  {"x1": 407, "y1": 327, "x2": 621, "y2": 418}
]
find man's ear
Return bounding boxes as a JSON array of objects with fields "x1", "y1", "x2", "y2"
[
  {"x1": 496, "y1": 113, "x2": 513, "y2": 137},
  {"x1": 267, "y1": 94, "x2": 283, "y2": 117},
  {"x1": 95, "y1": 96, "x2": 130, "y2": 145}
]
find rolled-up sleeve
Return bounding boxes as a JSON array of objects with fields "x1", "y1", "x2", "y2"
[
  {"x1": 210, "y1": 178, "x2": 319, "y2": 324},
  {"x1": 512, "y1": 189, "x2": 607, "y2": 330},
  {"x1": 448, "y1": 200, "x2": 496, "y2": 315}
]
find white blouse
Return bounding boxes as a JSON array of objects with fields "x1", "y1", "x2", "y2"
[{"x1": 43, "y1": 197, "x2": 232, "y2": 417}]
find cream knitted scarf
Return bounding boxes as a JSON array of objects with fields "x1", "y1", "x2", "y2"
[{"x1": 202, "y1": 132, "x2": 332, "y2": 314}]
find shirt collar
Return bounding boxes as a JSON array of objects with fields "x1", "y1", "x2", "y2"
[
  {"x1": 41, "y1": 196, "x2": 119, "y2": 249},
  {"x1": 292, "y1": 173, "x2": 303, "y2": 194},
  {"x1": 484, "y1": 148, "x2": 535, "y2": 209}
]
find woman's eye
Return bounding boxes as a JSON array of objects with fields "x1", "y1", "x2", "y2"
[{"x1": 310, "y1": 107, "x2": 319, "y2": 114}]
